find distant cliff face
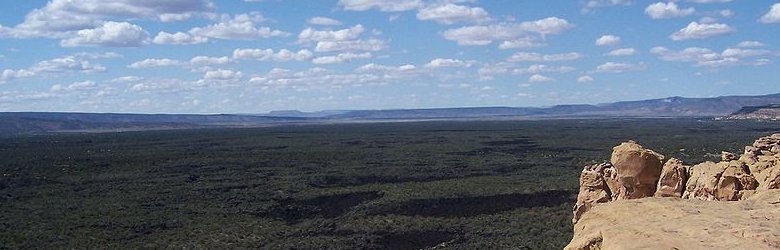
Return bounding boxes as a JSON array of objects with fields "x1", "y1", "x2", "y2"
[
  {"x1": 722, "y1": 104, "x2": 780, "y2": 120},
  {"x1": 567, "y1": 134, "x2": 780, "y2": 250}
]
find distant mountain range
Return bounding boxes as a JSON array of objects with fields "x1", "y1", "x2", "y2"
[{"x1": 2, "y1": 93, "x2": 779, "y2": 136}]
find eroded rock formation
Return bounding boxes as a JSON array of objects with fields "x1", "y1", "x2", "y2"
[{"x1": 568, "y1": 134, "x2": 780, "y2": 249}]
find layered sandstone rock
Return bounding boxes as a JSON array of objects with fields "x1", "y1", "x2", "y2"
[
  {"x1": 608, "y1": 141, "x2": 665, "y2": 200},
  {"x1": 654, "y1": 158, "x2": 687, "y2": 197},
  {"x1": 568, "y1": 134, "x2": 780, "y2": 250}
]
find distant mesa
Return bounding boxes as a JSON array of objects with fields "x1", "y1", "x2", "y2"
[
  {"x1": 720, "y1": 104, "x2": 780, "y2": 120},
  {"x1": 567, "y1": 134, "x2": 780, "y2": 249}
]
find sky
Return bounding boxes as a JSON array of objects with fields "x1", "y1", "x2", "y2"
[{"x1": 0, "y1": 0, "x2": 779, "y2": 114}]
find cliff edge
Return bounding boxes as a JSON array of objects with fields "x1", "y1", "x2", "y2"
[{"x1": 566, "y1": 134, "x2": 780, "y2": 250}]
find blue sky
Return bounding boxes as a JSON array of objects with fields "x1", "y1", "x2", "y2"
[{"x1": 0, "y1": 0, "x2": 779, "y2": 113}]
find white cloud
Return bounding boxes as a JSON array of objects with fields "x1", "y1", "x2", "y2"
[
  {"x1": 513, "y1": 64, "x2": 576, "y2": 75},
  {"x1": 645, "y1": 2, "x2": 695, "y2": 19},
  {"x1": 232, "y1": 48, "x2": 314, "y2": 61},
  {"x1": 595, "y1": 62, "x2": 645, "y2": 73},
  {"x1": 577, "y1": 75, "x2": 594, "y2": 83},
  {"x1": 424, "y1": 58, "x2": 473, "y2": 68},
  {"x1": 153, "y1": 31, "x2": 207, "y2": 45},
  {"x1": 606, "y1": 48, "x2": 636, "y2": 56},
  {"x1": 416, "y1": 4, "x2": 490, "y2": 24},
  {"x1": 312, "y1": 52, "x2": 372, "y2": 64},
  {"x1": 1, "y1": 69, "x2": 36, "y2": 82},
  {"x1": 595, "y1": 35, "x2": 621, "y2": 46},
  {"x1": 298, "y1": 25, "x2": 364, "y2": 43},
  {"x1": 314, "y1": 39, "x2": 388, "y2": 52},
  {"x1": 0, "y1": 0, "x2": 214, "y2": 39},
  {"x1": 442, "y1": 17, "x2": 572, "y2": 46},
  {"x1": 650, "y1": 46, "x2": 769, "y2": 67},
  {"x1": 204, "y1": 69, "x2": 242, "y2": 80},
  {"x1": 339, "y1": 0, "x2": 423, "y2": 12},
  {"x1": 760, "y1": 3, "x2": 780, "y2": 23},
  {"x1": 60, "y1": 22, "x2": 149, "y2": 47},
  {"x1": 528, "y1": 74, "x2": 553, "y2": 83},
  {"x1": 670, "y1": 21, "x2": 734, "y2": 40},
  {"x1": 189, "y1": 13, "x2": 289, "y2": 40},
  {"x1": 307, "y1": 17, "x2": 343, "y2": 26},
  {"x1": 128, "y1": 58, "x2": 183, "y2": 68},
  {"x1": 507, "y1": 52, "x2": 583, "y2": 62},
  {"x1": 50, "y1": 80, "x2": 96, "y2": 92},
  {"x1": 190, "y1": 56, "x2": 231, "y2": 65},
  {"x1": 32, "y1": 56, "x2": 106, "y2": 73},
  {"x1": 498, "y1": 38, "x2": 546, "y2": 49},
  {"x1": 737, "y1": 41, "x2": 765, "y2": 48},
  {"x1": 2, "y1": 56, "x2": 105, "y2": 82}
]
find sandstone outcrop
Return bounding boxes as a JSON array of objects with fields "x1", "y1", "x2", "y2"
[
  {"x1": 654, "y1": 158, "x2": 687, "y2": 197},
  {"x1": 608, "y1": 141, "x2": 664, "y2": 200},
  {"x1": 568, "y1": 134, "x2": 780, "y2": 249}
]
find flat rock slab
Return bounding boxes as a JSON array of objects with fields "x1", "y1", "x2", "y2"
[{"x1": 566, "y1": 190, "x2": 780, "y2": 250}]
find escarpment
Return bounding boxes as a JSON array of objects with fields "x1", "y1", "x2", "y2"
[{"x1": 567, "y1": 134, "x2": 780, "y2": 250}]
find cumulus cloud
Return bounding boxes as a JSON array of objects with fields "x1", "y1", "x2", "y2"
[
  {"x1": 607, "y1": 48, "x2": 637, "y2": 56},
  {"x1": 737, "y1": 41, "x2": 765, "y2": 48},
  {"x1": 0, "y1": 0, "x2": 213, "y2": 39},
  {"x1": 670, "y1": 21, "x2": 734, "y2": 40},
  {"x1": 424, "y1": 58, "x2": 473, "y2": 68},
  {"x1": 650, "y1": 46, "x2": 770, "y2": 67},
  {"x1": 528, "y1": 74, "x2": 553, "y2": 83},
  {"x1": 338, "y1": 0, "x2": 423, "y2": 12},
  {"x1": 416, "y1": 4, "x2": 490, "y2": 24},
  {"x1": 507, "y1": 52, "x2": 583, "y2": 62},
  {"x1": 595, "y1": 35, "x2": 621, "y2": 46},
  {"x1": 314, "y1": 39, "x2": 388, "y2": 52},
  {"x1": 60, "y1": 22, "x2": 149, "y2": 47},
  {"x1": 312, "y1": 52, "x2": 372, "y2": 64},
  {"x1": 513, "y1": 64, "x2": 576, "y2": 75},
  {"x1": 307, "y1": 17, "x2": 343, "y2": 26},
  {"x1": 298, "y1": 25, "x2": 364, "y2": 43},
  {"x1": 203, "y1": 69, "x2": 242, "y2": 80},
  {"x1": 153, "y1": 31, "x2": 207, "y2": 45},
  {"x1": 188, "y1": 13, "x2": 289, "y2": 40},
  {"x1": 760, "y1": 3, "x2": 780, "y2": 23},
  {"x1": 577, "y1": 75, "x2": 594, "y2": 83},
  {"x1": 2, "y1": 56, "x2": 105, "y2": 82},
  {"x1": 50, "y1": 80, "x2": 97, "y2": 92},
  {"x1": 645, "y1": 2, "x2": 695, "y2": 19},
  {"x1": 128, "y1": 58, "x2": 183, "y2": 68},
  {"x1": 442, "y1": 17, "x2": 572, "y2": 46},
  {"x1": 595, "y1": 62, "x2": 645, "y2": 73},
  {"x1": 498, "y1": 38, "x2": 546, "y2": 49},
  {"x1": 190, "y1": 56, "x2": 231, "y2": 65},
  {"x1": 233, "y1": 48, "x2": 314, "y2": 61}
]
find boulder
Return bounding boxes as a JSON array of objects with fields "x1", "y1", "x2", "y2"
[
  {"x1": 756, "y1": 166, "x2": 780, "y2": 190},
  {"x1": 573, "y1": 162, "x2": 613, "y2": 224},
  {"x1": 654, "y1": 158, "x2": 688, "y2": 198},
  {"x1": 721, "y1": 151, "x2": 737, "y2": 162},
  {"x1": 608, "y1": 141, "x2": 665, "y2": 200},
  {"x1": 716, "y1": 161, "x2": 757, "y2": 201},
  {"x1": 682, "y1": 161, "x2": 727, "y2": 201}
]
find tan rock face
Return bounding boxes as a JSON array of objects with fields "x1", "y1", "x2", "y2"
[
  {"x1": 568, "y1": 134, "x2": 780, "y2": 249},
  {"x1": 609, "y1": 141, "x2": 665, "y2": 200},
  {"x1": 572, "y1": 162, "x2": 613, "y2": 224},
  {"x1": 565, "y1": 190, "x2": 780, "y2": 250},
  {"x1": 654, "y1": 158, "x2": 688, "y2": 197},
  {"x1": 682, "y1": 161, "x2": 726, "y2": 201}
]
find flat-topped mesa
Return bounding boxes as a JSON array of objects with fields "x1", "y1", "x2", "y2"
[{"x1": 568, "y1": 133, "x2": 780, "y2": 249}]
